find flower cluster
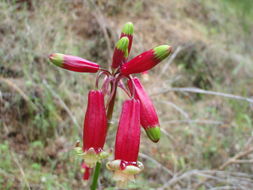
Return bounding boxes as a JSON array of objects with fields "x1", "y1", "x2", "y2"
[{"x1": 49, "y1": 22, "x2": 172, "y2": 187}]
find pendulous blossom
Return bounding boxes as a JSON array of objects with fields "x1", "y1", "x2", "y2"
[
  {"x1": 49, "y1": 53, "x2": 100, "y2": 73},
  {"x1": 81, "y1": 162, "x2": 91, "y2": 180},
  {"x1": 82, "y1": 90, "x2": 108, "y2": 168},
  {"x1": 121, "y1": 45, "x2": 172, "y2": 75},
  {"x1": 128, "y1": 77, "x2": 161, "y2": 142},
  {"x1": 107, "y1": 99, "x2": 144, "y2": 187}
]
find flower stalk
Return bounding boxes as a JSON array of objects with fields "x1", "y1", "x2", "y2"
[{"x1": 90, "y1": 162, "x2": 102, "y2": 190}]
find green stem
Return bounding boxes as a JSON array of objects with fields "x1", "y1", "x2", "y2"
[
  {"x1": 90, "y1": 162, "x2": 102, "y2": 190},
  {"x1": 106, "y1": 90, "x2": 116, "y2": 126}
]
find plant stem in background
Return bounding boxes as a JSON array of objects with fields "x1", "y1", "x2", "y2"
[
  {"x1": 106, "y1": 91, "x2": 116, "y2": 125},
  {"x1": 106, "y1": 79, "x2": 118, "y2": 126}
]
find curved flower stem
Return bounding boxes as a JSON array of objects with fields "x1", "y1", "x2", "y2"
[
  {"x1": 107, "y1": 74, "x2": 136, "y2": 123},
  {"x1": 99, "y1": 68, "x2": 112, "y2": 76},
  {"x1": 95, "y1": 71, "x2": 111, "y2": 89},
  {"x1": 128, "y1": 76, "x2": 136, "y2": 99},
  {"x1": 90, "y1": 162, "x2": 101, "y2": 190},
  {"x1": 118, "y1": 80, "x2": 131, "y2": 98},
  {"x1": 106, "y1": 80, "x2": 117, "y2": 127}
]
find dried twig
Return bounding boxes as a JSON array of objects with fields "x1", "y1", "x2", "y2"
[
  {"x1": 84, "y1": 0, "x2": 113, "y2": 66},
  {"x1": 139, "y1": 153, "x2": 174, "y2": 177},
  {"x1": 152, "y1": 87, "x2": 253, "y2": 104},
  {"x1": 158, "y1": 46, "x2": 183, "y2": 78},
  {"x1": 162, "y1": 119, "x2": 224, "y2": 125},
  {"x1": 10, "y1": 151, "x2": 31, "y2": 190},
  {"x1": 194, "y1": 137, "x2": 253, "y2": 189},
  {"x1": 0, "y1": 168, "x2": 13, "y2": 178},
  {"x1": 158, "y1": 169, "x2": 253, "y2": 190},
  {"x1": 157, "y1": 170, "x2": 195, "y2": 190},
  {"x1": 219, "y1": 147, "x2": 253, "y2": 170},
  {"x1": 157, "y1": 134, "x2": 253, "y2": 190},
  {"x1": 231, "y1": 159, "x2": 253, "y2": 164},
  {"x1": 160, "y1": 128, "x2": 178, "y2": 146},
  {"x1": 158, "y1": 100, "x2": 190, "y2": 119},
  {"x1": 209, "y1": 186, "x2": 235, "y2": 190},
  {"x1": 0, "y1": 77, "x2": 37, "y2": 110}
]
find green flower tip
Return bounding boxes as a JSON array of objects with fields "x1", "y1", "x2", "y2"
[
  {"x1": 49, "y1": 53, "x2": 64, "y2": 67},
  {"x1": 121, "y1": 22, "x2": 134, "y2": 35},
  {"x1": 153, "y1": 45, "x2": 172, "y2": 61},
  {"x1": 116, "y1": 37, "x2": 129, "y2": 58},
  {"x1": 145, "y1": 126, "x2": 161, "y2": 143}
]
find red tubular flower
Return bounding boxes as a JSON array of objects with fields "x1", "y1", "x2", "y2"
[
  {"x1": 111, "y1": 37, "x2": 129, "y2": 69},
  {"x1": 82, "y1": 90, "x2": 108, "y2": 167},
  {"x1": 120, "y1": 22, "x2": 134, "y2": 54},
  {"x1": 107, "y1": 99, "x2": 144, "y2": 187},
  {"x1": 128, "y1": 77, "x2": 161, "y2": 142},
  {"x1": 81, "y1": 162, "x2": 91, "y2": 180},
  {"x1": 121, "y1": 45, "x2": 172, "y2": 75},
  {"x1": 49, "y1": 53, "x2": 99, "y2": 73}
]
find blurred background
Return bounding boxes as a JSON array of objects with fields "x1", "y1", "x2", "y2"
[{"x1": 1, "y1": 0, "x2": 253, "y2": 189}]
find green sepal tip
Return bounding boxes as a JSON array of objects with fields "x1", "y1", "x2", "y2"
[
  {"x1": 116, "y1": 37, "x2": 129, "y2": 58},
  {"x1": 49, "y1": 53, "x2": 64, "y2": 67},
  {"x1": 145, "y1": 126, "x2": 161, "y2": 143},
  {"x1": 153, "y1": 45, "x2": 172, "y2": 61},
  {"x1": 121, "y1": 22, "x2": 134, "y2": 35}
]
